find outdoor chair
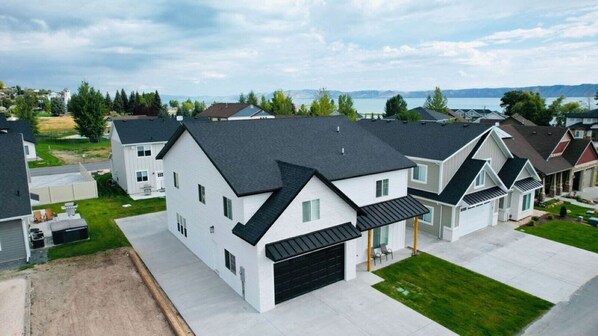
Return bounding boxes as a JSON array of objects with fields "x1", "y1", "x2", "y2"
[
  {"x1": 371, "y1": 248, "x2": 382, "y2": 265},
  {"x1": 45, "y1": 208, "x2": 54, "y2": 221},
  {"x1": 380, "y1": 244, "x2": 394, "y2": 260},
  {"x1": 33, "y1": 210, "x2": 43, "y2": 223}
]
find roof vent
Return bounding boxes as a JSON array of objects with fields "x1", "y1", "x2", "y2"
[
  {"x1": 441, "y1": 123, "x2": 446, "y2": 126},
  {"x1": 532, "y1": 131, "x2": 537, "y2": 134},
  {"x1": 463, "y1": 124, "x2": 468, "y2": 128},
  {"x1": 176, "y1": 115, "x2": 183, "y2": 121},
  {"x1": 386, "y1": 120, "x2": 392, "y2": 123},
  {"x1": 341, "y1": 147, "x2": 345, "y2": 155},
  {"x1": 547, "y1": 132, "x2": 552, "y2": 135},
  {"x1": 403, "y1": 121, "x2": 407, "y2": 124},
  {"x1": 336, "y1": 126, "x2": 340, "y2": 133},
  {"x1": 16, "y1": 189, "x2": 20, "y2": 196},
  {"x1": 421, "y1": 122, "x2": 426, "y2": 125}
]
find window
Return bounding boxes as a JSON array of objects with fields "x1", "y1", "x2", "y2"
[
  {"x1": 372, "y1": 226, "x2": 389, "y2": 248},
  {"x1": 137, "y1": 145, "x2": 152, "y2": 157},
  {"x1": 225, "y1": 249, "x2": 236, "y2": 274},
  {"x1": 223, "y1": 197, "x2": 233, "y2": 220},
  {"x1": 376, "y1": 179, "x2": 389, "y2": 197},
  {"x1": 176, "y1": 213, "x2": 187, "y2": 237},
  {"x1": 136, "y1": 170, "x2": 148, "y2": 182},
  {"x1": 418, "y1": 206, "x2": 433, "y2": 225},
  {"x1": 198, "y1": 184, "x2": 206, "y2": 204},
  {"x1": 24, "y1": 145, "x2": 29, "y2": 156},
  {"x1": 302, "y1": 199, "x2": 320, "y2": 222},
  {"x1": 574, "y1": 130, "x2": 584, "y2": 139},
  {"x1": 412, "y1": 164, "x2": 427, "y2": 183},
  {"x1": 522, "y1": 193, "x2": 532, "y2": 211},
  {"x1": 173, "y1": 172, "x2": 179, "y2": 188},
  {"x1": 475, "y1": 172, "x2": 485, "y2": 188}
]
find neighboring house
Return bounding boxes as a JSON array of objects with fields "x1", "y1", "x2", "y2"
[
  {"x1": 198, "y1": 103, "x2": 274, "y2": 121},
  {"x1": 500, "y1": 125, "x2": 598, "y2": 199},
  {"x1": 450, "y1": 108, "x2": 503, "y2": 122},
  {"x1": 0, "y1": 133, "x2": 32, "y2": 266},
  {"x1": 474, "y1": 111, "x2": 506, "y2": 124},
  {"x1": 110, "y1": 117, "x2": 193, "y2": 197},
  {"x1": 565, "y1": 109, "x2": 598, "y2": 145},
  {"x1": 0, "y1": 113, "x2": 36, "y2": 160},
  {"x1": 359, "y1": 120, "x2": 542, "y2": 241},
  {"x1": 404, "y1": 107, "x2": 455, "y2": 122},
  {"x1": 500, "y1": 113, "x2": 537, "y2": 126},
  {"x1": 156, "y1": 116, "x2": 427, "y2": 312}
]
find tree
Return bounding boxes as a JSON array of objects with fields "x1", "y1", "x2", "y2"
[
  {"x1": 500, "y1": 90, "x2": 552, "y2": 125},
  {"x1": 0, "y1": 81, "x2": 5, "y2": 89},
  {"x1": 309, "y1": 88, "x2": 335, "y2": 116},
  {"x1": 120, "y1": 89, "x2": 128, "y2": 113},
  {"x1": 239, "y1": 93, "x2": 246, "y2": 104},
  {"x1": 397, "y1": 109, "x2": 421, "y2": 121},
  {"x1": 113, "y1": 90, "x2": 124, "y2": 113},
  {"x1": 384, "y1": 94, "x2": 408, "y2": 118},
  {"x1": 180, "y1": 99, "x2": 194, "y2": 116},
  {"x1": 68, "y1": 81, "x2": 107, "y2": 142},
  {"x1": 595, "y1": 90, "x2": 598, "y2": 106},
  {"x1": 338, "y1": 94, "x2": 358, "y2": 121},
  {"x1": 104, "y1": 93, "x2": 113, "y2": 112},
  {"x1": 42, "y1": 97, "x2": 51, "y2": 113},
  {"x1": 260, "y1": 95, "x2": 271, "y2": 112},
  {"x1": 169, "y1": 99, "x2": 179, "y2": 108},
  {"x1": 269, "y1": 90, "x2": 295, "y2": 115},
  {"x1": 152, "y1": 90, "x2": 162, "y2": 110},
  {"x1": 193, "y1": 100, "x2": 206, "y2": 116},
  {"x1": 423, "y1": 87, "x2": 448, "y2": 113},
  {"x1": 247, "y1": 91, "x2": 258, "y2": 106},
  {"x1": 297, "y1": 104, "x2": 309, "y2": 115},
  {"x1": 550, "y1": 96, "x2": 585, "y2": 126},
  {"x1": 50, "y1": 97, "x2": 66, "y2": 116},
  {"x1": 13, "y1": 91, "x2": 39, "y2": 133}
]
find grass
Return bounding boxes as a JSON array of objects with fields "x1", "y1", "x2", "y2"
[
  {"x1": 373, "y1": 253, "x2": 553, "y2": 336},
  {"x1": 518, "y1": 221, "x2": 598, "y2": 253},
  {"x1": 37, "y1": 115, "x2": 76, "y2": 133},
  {"x1": 29, "y1": 135, "x2": 111, "y2": 168},
  {"x1": 34, "y1": 174, "x2": 166, "y2": 260},
  {"x1": 536, "y1": 199, "x2": 595, "y2": 219}
]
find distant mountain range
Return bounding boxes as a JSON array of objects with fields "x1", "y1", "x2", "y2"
[{"x1": 164, "y1": 84, "x2": 598, "y2": 102}]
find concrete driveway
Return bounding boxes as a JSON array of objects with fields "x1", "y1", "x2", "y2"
[
  {"x1": 408, "y1": 222, "x2": 598, "y2": 304},
  {"x1": 117, "y1": 212, "x2": 455, "y2": 336}
]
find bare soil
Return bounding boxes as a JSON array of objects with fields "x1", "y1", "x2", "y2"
[
  {"x1": 52, "y1": 149, "x2": 111, "y2": 164},
  {"x1": 23, "y1": 248, "x2": 172, "y2": 336}
]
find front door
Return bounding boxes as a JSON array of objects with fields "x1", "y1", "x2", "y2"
[{"x1": 156, "y1": 171, "x2": 164, "y2": 190}]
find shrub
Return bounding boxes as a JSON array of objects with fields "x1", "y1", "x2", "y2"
[
  {"x1": 531, "y1": 216, "x2": 539, "y2": 221},
  {"x1": 546, "y1": 214, "x2": 554, "y2": 220},
  {"x1": 560, "y1": 206, "x2": 567, "y2": 218},
  {"x1": 528, "y1": 220, "x2": 536, "y2": 226}
]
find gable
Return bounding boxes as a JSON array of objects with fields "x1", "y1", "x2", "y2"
[
  {"x1": 472, "y1": 130, "x2": 512, "y2": 172},
  {"x1": 551, "y1": 132, "x2": 572, "y2": 156},
  {"x1": 577, "y1": 144, "x2": 598, "y2": 165}
]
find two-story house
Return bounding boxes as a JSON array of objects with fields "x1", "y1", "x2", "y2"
[
  {"x1": 0, "y1": 133, "x2": 32, "y2": 267},
  {"x1": 156, "y1": 116, "x2": 428, "y2": 312},
  {"x1": 198, "y1": 103, "x2": 274, "y2": 121},
  {"x1": 359, "y1": 120, "x2": 542, "y2": 242},
  {"x1": 565, "y1": 108, "x2": 598, "y2": 145},
  {"x1": 110, "y1": 117, "x2": 192, "y2": 198},
  {"x1": 0, "y1": 113, "x2": 36, "y2": 160}
]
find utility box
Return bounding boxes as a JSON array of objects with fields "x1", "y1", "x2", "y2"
[
  {"x1": 589, "y1": 217, "x2": 598, "y2": 227},
  {"x1": 51, "y1": 219, "x2": 89, "y2": 244}
]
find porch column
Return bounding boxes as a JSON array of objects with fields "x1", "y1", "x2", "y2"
[
  {"x1": 556, "y1": 172, "x2": 563, "y2": 195},
  {"x1": 367, "y1": 229, "x2": 372, "y2": 272},
  {"x1": 412, "y1": 217, "x2": 419, "y2": 256},
  {"x1": 549, "y1": 175, "x2": 557, "y2": 197},
  {"x1": 539, "y1": 175, "x2": 546, "y2": 202},
  {"x1": 564, "y1": 171, "x2": 572, "y2": 193}
]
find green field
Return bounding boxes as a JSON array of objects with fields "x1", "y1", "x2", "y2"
[
  {"x1": 29, "y1": 135, "x2": 111, "y2": 168},
  {"x1": 373, "y1": 253, "x2": 552, "y2": 336},
  {"x1": 518, "y1": 221, "x2": 598, "y2": 253}
]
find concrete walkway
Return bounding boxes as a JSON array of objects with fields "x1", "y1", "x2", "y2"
[
  {"x1": 407, "y1": 222, "x2": 598, "y2": 304},
  {"x1": 117, "y1": 212, "x2": 455, "y2": 336}
]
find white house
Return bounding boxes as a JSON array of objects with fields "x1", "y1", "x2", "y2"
[
  {"x1": 198, "y1": 103, "x2": 274, "y2": 121},
  {"x1": 565, "y1": 108, "x2": 598, "y2": 146},
  {"x1": 359, "y1": 121, "x2": 542, "y2": 242},
  {"x1": 0, "y1": 133, "x2": 32, "y2": 266},
  {"x1": 156, "y1": 116, "x2": 427, "y2": 312},
  {"x1": 109, "y1": 117, "x2": 192, "y2": 197},
  {"x1": 0, "y1": 113, "x2": 36, "y2": 160}
]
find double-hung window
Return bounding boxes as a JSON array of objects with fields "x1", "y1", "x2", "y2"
[
  {"x1": 198, "y1": 184, "x2": 206, "y2": 204},
  {"x1": 136, "y1": 170, "x2": 148, "y2": 182},
  {"x1": 224, "y1": 249, "x2": 236, "y2": 274},
  {"x1": 412, "y1": 164, "x2": 427, "y2": 183},
  {"x1": 376, "y1": 179, "x2": 389, "y2": 197},
  {"x1": 223, "y1": 197, "x2": 233, "y2": 220},
  {"x1": 522, "y1": 193, "x2": 532, "y2": 211},
  {"x1": 137, "y1": 145, "x2": 151, "y2": 157},
  {"x1": 302, "y1": 199, "x2": 320, "y2": 222},
  {"x1": 176, "y1": 213, "x2": 187, "y2": 237},
  {"x1": 418, "y1": 206, "x2": 433, "y2": 225}
]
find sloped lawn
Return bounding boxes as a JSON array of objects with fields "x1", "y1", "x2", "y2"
[
  {"x1": 518, "y1": 221, "x2": 598, "y2": 253},
  {"x1": 34, "y1": 174, "x2": 166, "y2": 260},
  {"x1": 373, "y1": 253, "x2": 552, "y2": 336}
]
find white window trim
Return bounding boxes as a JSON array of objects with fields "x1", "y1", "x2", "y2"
[
  {"x1": 302, "y1": 199, "x2": 321, "y2": 222},
  {"x1": 135, "y1": 170, "x2": 149, "y2": 183},
  {"x1": 225, "y1": 249, "x2": 236, "y2": 275},
  {"x1": 136, "y1": 144, "x2": 152, "y2": 157},
  {"x1": 418, "y1": 206, "x2": 433, "y2": 225},
  {"x1": 376, "y1": 178, "x2": 389, "y2": 198},
  {"x1": 411, "y1": 164, "x2": 428, "y2": 184},
  {"x1": 474, "y1": 172, "x2": 485, "y2": 189},
  {"x1": 522, "y1": 193, "x2": 532, "y2": 211},
  {"x1": 223, "y1": 197, "x2": 233, "y2": 220},
  {"x1": 198, "y1": 184, "x2": 206, "y2": 204}
]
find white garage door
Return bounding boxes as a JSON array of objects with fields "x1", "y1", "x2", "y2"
[{"x1": 459, "y1": 202, "x2": 492, "y2": 236}]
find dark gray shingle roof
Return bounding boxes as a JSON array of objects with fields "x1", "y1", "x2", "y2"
[
  {"x1": 162, "y1": 116, "x2": 415, "y2": 196},
  {"x1": 358, "y1": 119, "x2": 492, "y2": 160},
  {"x1": 112, "y1": 117, "x2": 205, "y2": 145},
  {"x1": 498, "y1": 158, "x2": 528, "y2": 189},
  {"x1": 0, "y1": 133, "x2": 31, "y2": 219},
  {"x1": 566, "y1": 109, "x2": 598, "y2": 119},
  {"x1": 408, "y1": 107, "x2": 452, "y2": 121},
  {"x1": 0, "y1": 114, "x2": 36, "y2": 143}
]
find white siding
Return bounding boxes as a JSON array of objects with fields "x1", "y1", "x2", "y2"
[
  {"x1": 24, "y1": 141, "x2": 36, "y2": 161},
  {"x1": 110, "y1": 127, "x2": 128, "y2": 192},
  {"x1": 333, "y1": 169, "x2": 408, "y2": 206}
]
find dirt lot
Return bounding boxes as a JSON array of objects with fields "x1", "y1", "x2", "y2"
[
  {"x1": 38, "y1": 116, "x2": 76, "y2": 133},
  {"x1": 52, "y1": 149, "x2": 111, "y2": 164},
  {"x1": 1, "y1": 249, "x2": 173, "y2": 336}
]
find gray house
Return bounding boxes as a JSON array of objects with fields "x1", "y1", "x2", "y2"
[{"x1": 0, "y1": 133, "x2": 32, "y2": 266}]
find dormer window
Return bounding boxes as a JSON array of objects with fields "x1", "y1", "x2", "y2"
[{"x1": 475, "y1": 172, "x2": 485, "y2": 188}]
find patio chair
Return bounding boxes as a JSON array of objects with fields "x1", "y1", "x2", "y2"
[
  {"x1": 380, "y1": 244, "x2": 394, "y2": 260},
  {"x1": 33, "y1": 210, "x2": 43, "y2": 223},
  {"x1": 371, "y1": 248, "x2": 382, "y2": 265},
  {"x1": 45, "y1": 208, "x2": 54, "y2": 221}
]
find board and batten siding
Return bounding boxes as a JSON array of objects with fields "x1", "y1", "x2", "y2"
[
  {"x1": 442, "y1": 139, "x2": 478, "y2": 190},
  {"x1": 122, "y1": 142, "x2": 167, "y2": 194},
  {"x1": 465, "y1": 170, "x2": 498, "y2": 194},
  {"x1": 0, "y1": 219, "x2": 27, "y2": 264},
  {"x1": 472, "y1": 133, "x2": 508, "y2": 172},
  {"x1": 110, "y1": 127, "x2": 129, "y2": 192}
]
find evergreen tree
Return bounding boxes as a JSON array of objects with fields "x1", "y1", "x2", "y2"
[
  {"x1": 126, "y1": 91, "x2": 136, "y2": 114},
  {"x1": 120, "y1": 89, "x2": 129, "y2": 113},
  {"x1": 309, "y1": 88, "x2": 335, "y2": 116},
  {"x1": 113, "y1": 90, "x2": 123, "y2": 113},
  {"x1": 104, "y1": 93, "x2": 113, "y2": 112},
  {"x1": 247, "y1": 91, "x2": 258, "y2": 105},
  {"x1": 50, "y1": 97, "x2": 66, "y2": 116},
  {"x1": 260, "y1": 95, "x2": 271, "y2": 112},
  {"x1": 338, "y1": 94, "x2": 358, "y2": 121},
  {"x1": 269, "y1": 90, "x2": 295, "y2": 115},
  {"x1": 595, "y1": 90, "x2": 598, "y2": 106},
  {"x1": 153, "y1": 90, "x2": 162, "y2": 109},
  {"x1": 193, "y1": 100, "x2": 206, "y2": 116},
  {"x1": 384, "y1": 94, "x2": 408, "y2": 118},
  {"x1": 297, "y1": 104, "x2": 309, "y2": 115},
  {"x1": 14, "y1": 91, "x2": 39, "y2": 133},
  {"x1": 239, "y1": 93, "x2": 246, "y2": 104},
  {"x1": 423, "y1": 87, "x2": 448, "y2": 113},
  {"x1": 69, "y1": 81, "x2": 107, "y2": 142}
]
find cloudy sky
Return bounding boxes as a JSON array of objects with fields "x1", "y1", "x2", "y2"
[{"x1": 1, "y1": 0, "x2": 597, "y2": 96}]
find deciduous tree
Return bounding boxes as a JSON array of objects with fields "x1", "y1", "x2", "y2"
[
  {"x1": 384, "y1": 94, "x2": 408, "y2": 119},
  {"x1": 309, "y1": 88, "x2": 335, "y2": 116},
  {"x1": 193, "y1": 100, "x2": 206, "y2": 116},
  {"x1": 69, "y1": 81, "x2": 106, "y2": 142},
  {"x1": 501, "y1": 90, "x2": 552, "y2": 125},
  {"x1": 423, "y1": 87, "x2": 448, "y2": 113},
  {"x1": 14, "y1": 91, "x2": 39, "y2": 133},
  {"x1": 269, "y1": 90, "x2": 295, "y2": 115},
  {"x1": 260, "y1": 95, "x2": 271, "y2": 112}
]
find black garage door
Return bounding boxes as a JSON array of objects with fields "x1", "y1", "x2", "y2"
[{"x1": 274, "y1": 243, "x2": 344, "y2": 304}]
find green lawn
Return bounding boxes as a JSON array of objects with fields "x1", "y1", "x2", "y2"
[
  {"x1": 536, "y1": 200, "x2": 595, "y2": 219},
  {"x1": 34, "y1": 174, "x2": 165, "y2": 260},
  {"x1": 29, "y1": 135, "x2": 111, "y2": 168},
  {"x1": 373, "y1": 253, "x2": 553, "y2": 336},
  {"x1": 518, "y1": 221, "x2": 598, "y2": 253}
]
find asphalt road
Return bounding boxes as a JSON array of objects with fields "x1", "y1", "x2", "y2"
[
  {"x1": 30, "y1": 161, "x2": 111, "y2": 176},
  {"x1": 524, "y1": 275, "x2": 598, "y2": 335}
]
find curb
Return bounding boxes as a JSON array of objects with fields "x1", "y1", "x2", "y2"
[{"x1": 129, "y1": 250, "x2": 194, "y2": 336}]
